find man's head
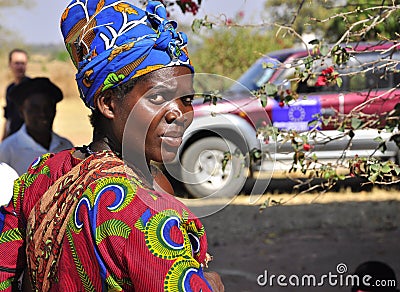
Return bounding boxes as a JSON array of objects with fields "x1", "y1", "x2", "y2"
[
  {"x1": 8, "y1": 49, "x2": 28, "y2": 83},
  {"x1": 10, "y1": 77, "x2": 63, "y2": 136}
]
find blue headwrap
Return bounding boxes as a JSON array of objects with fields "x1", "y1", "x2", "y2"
[{"x1": 60, "y1": 0, "x2": 194, "y2": 109}]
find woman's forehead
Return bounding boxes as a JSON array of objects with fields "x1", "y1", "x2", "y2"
[{"x1": 136, "y1": 66, "x2": 194, "y2": 91}]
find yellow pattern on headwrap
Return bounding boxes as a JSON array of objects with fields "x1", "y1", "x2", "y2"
[
  {"x1": 132, "y1": 65, "x2": 165, "y2": 79},
  {"x1": 114, "y1": 3, "x2": 138, "y2": 14}
]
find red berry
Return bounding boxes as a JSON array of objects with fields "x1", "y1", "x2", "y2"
[
  {"x1": 279, "y1": 101, "x2": 284, "y2": 107},
  {"x1": 303, "y1": 143, "x2": 311, "y2": 151}
]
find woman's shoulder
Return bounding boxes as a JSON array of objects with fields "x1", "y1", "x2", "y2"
[{"x1": 25, "y1": 148, "x2": 81, "y2": 177}]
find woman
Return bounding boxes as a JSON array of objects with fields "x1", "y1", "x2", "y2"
[{"x1": 0, "y1": 1, "x2": 223, "y2": 291}]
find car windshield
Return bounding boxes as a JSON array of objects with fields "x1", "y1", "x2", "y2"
[{"x1": 229, "y1": 57, "x2": 279, "y2": 92}]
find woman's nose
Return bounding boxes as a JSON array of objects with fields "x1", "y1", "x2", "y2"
[{"x1": 165, "y1": 108, "x2": 184, "y2": 124}]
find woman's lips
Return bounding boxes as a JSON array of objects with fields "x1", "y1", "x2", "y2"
[
  {"x1": 161, "y1": 130, "x2": 184, "y2": 148},
  {"x1": 161, "y1": 136, "x2": 183, "y2": 148}
]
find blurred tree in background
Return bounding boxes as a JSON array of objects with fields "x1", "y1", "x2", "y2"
[
  {"x1": 0, "y1": 0, "x2": 29, "y2": 7},
  {"x1": 0, "y1": 0, "x2": 32, "y2": 45},
  {"x1": 187, "y1": 0, "x2": 398, "y2": 80},
  {"x1": 190, "y1": 27, "x2": 294, "y2": 80},
  {"x1": 265, "y1": 0, "x2": 400, "y2": 42}
]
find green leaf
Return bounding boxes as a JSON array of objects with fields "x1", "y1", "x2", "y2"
[
  {"x1": 191, "y1": 19, "x2": 202, "y2": 32},
  {"x1": 336, "y1": 77, "x2": 343, "y2": 88},
  {"x1": 322, "y1": 117, "x2": 331, "y2": 126},
  {"x1": 251, "y1": 149, "x2": 262, "y2": 160},
  {"x1": 260, "y1": 95, "x2": 268, "y2": 107},
  {"x1": 221, "y1": 152, "x2": 231, "y2": 172},
  {"x1": 351, "y1": 118, "x2": 363, "y2": 130},
  {"x1": 370, "y1": 164, "x2": 380, "y2": 172},
  {"x1": 381, "y1": 164, "x2": 391, "y2": 174},
  {"x1": 323, "y1": 171, "x2": 332, "y2": 179},
  {"x1": 373, "y1": 136, "x2": 384, "y2": 143},
  {"x1": 320, "y1": 44, "x2": 329, "y2": 56},
  {"x1": 259, "y1": 198, "x2": 271, "y2": 212},
  {"x1": 368, "y1": 173, "x2": 378, "y2": 183},
  {"x1": 264, "y1": 83, "x2": 278, "y2": 96},
  {"x1": 312, "y1": 153, "x2": 318, "y2": 162},
  {"x1": 394, "y1": 166, "x2": 400, "y2": 175},
  {"x1": 333, "y1": 54, "x2": 338, "y2": 65},
  {"x1": 263, "y1": 62, "x2": 276, "y2": 69},
  {"x1": 308, "y1": 119, "x2": 319, "y2": 127},
  {"x1": 304, "y1": 56, "x2": 313, "y2": 69},
  {"x1": 332, "y1": 45, "x2": 340, "y2": 53}
]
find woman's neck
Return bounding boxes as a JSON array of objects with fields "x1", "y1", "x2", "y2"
[{"x1": 89, "y1": 136, "x2": 154, "y2": 187}]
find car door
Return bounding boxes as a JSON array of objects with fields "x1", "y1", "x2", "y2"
[{"x1": 267, "y1": 50, "x2": 400, "y2": 163}]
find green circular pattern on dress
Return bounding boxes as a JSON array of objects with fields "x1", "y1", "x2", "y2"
[
  {"x1": 145, "y1": 209, "x2": 192, "y2": 260},
  {"x1": 164, "y1": 257, "x2": 211, "y2": 292}
]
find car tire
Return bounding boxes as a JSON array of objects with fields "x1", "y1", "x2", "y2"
[{"x1": 180, "y1": 136, "x2": 248, "y2": 198}]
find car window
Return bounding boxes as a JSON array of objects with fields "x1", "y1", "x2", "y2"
[
  {"x1": 341, "y1": 51, "x2": 399, "y2": 93},
  {"x1": 230, "y1": 57, "x2": 279, "y2": 92},
  {"x1": 276, "y1": 50, "x2": 400, "y2": 94}
]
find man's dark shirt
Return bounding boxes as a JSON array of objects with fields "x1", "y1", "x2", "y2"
[{"x1": 3, "y1": 76, "x2": 30, "y2": 137}]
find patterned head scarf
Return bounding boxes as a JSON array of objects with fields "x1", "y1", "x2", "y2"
[{"x1": 60, "y1": 0, "x2": 194, "y2": 109}]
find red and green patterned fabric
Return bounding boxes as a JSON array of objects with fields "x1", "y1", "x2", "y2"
[{"x1": 0, "y1": 149, "x2": 211, "y2": 291}]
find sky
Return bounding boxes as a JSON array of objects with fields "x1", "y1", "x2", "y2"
[{"x1": 2, "y1": 0, "x2": 266, "y2": 45}]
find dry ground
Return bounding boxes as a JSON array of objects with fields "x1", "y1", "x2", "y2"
[
  {"x1": 188, "y1": 192, "x2": 400, "y2": 292},
  {"x1": 1, "y1": 55, "x2": 399, "y2": 291}
]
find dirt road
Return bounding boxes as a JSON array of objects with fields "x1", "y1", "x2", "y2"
[{"x1": 186, "y1": 192, "x2": 400, "y2": 291}]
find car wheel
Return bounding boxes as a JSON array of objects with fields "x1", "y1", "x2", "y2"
[{"x1": 181, "y1": 137, "x2": 248, "y2": 198}]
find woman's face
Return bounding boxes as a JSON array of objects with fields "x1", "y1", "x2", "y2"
[{"x1": 114, "y1": 66, "x2": 194, "y2": 164}]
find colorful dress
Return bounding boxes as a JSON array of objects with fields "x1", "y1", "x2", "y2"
[{"x1": 0, "y1": 149, "x2": 212, "y2": 291}]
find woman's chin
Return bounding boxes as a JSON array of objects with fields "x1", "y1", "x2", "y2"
[{"x1": 159, "y1": 150, "x2": 177, "y2": 164}]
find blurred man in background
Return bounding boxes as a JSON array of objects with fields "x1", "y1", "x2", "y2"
[{"x1": 2, "y1": 48, "x2": 30, "y2": 140}]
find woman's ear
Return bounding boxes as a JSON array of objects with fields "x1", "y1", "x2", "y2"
[{"x1": 95, "y1": 95, "x2": 115, "y2": 119}]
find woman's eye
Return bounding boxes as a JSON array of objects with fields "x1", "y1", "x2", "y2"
[{"x1": 149, "y1": 94, "x2": 165, "y2": 104}]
